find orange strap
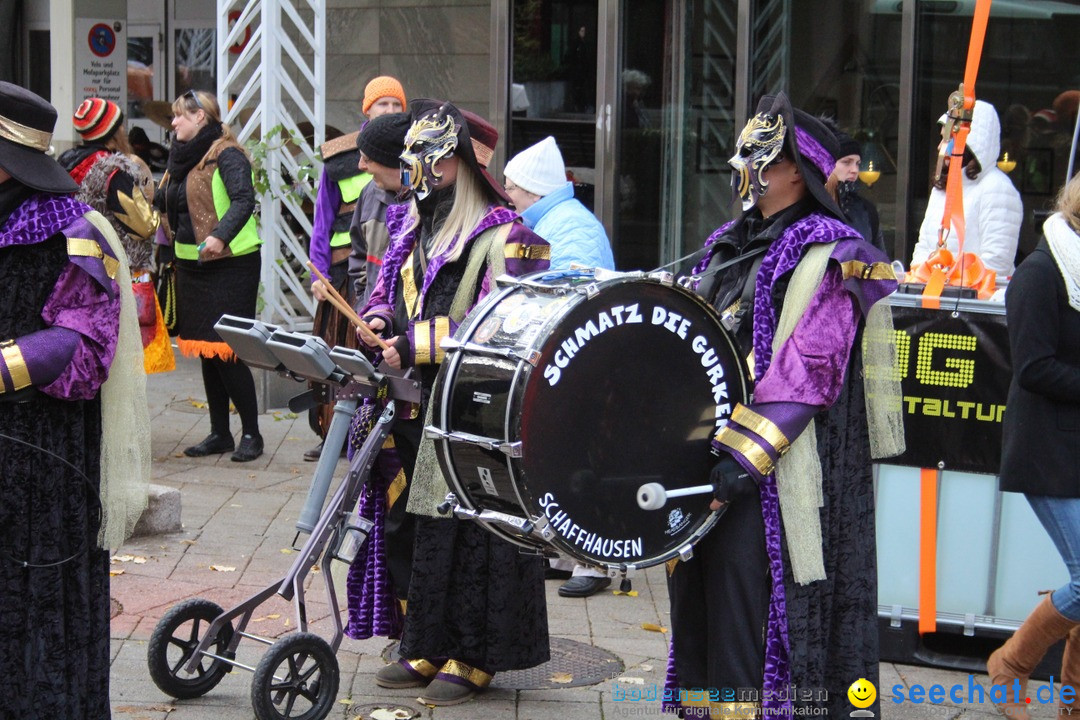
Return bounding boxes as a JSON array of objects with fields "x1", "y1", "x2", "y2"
[
  {"x1": 921, "y1": 266, "x2": 946, "y2": 309},
  {"x1": 919, "y1": 467, "x2": 939, "y2": 634}
]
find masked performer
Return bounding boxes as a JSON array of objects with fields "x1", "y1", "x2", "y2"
[
  {"x1": 0, "y1": 81, "x2": 149, "y2": 720},
  {"x1": 664, "y1": 93, "x2": 902, "y2": 718},
  {"x1": 356, "y1": 100, "x2": 550, "y2": 705}
]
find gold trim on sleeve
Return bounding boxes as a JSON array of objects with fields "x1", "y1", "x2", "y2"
[
  {"x1": 1, "y1": 343, "x2": 32, "y2": 392},
  {"x1": 715, "y1": 426, "x2": 774, "y2": 477},
  {"x1": 400, "y1": 252, "x2": 420, "y2": 319},
  {"x1": 839, "y1": 260, "x2": 896, "y2": 281},
  {"x1": 68, "y1": 237, "x2": 119, "y2": 279},
  {"x1": 503, "y1": 243, "x2": 551, "y2": 261},
  {"x1": 732, "y1": 403, "x2": 791, "y2": 455},
  {"x1": 413, "y1": 319, "x2": 431, "y2": 365},
  {"x1": 433, "y1": 317, "x2": 451, "y2": 364}
]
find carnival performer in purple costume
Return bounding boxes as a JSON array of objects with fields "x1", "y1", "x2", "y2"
[
  {"x1": 0, "y1": 81, "x2": 149, "y2": 720},
  {"x1": 664, "y1": 93, "x2": 900, "y2": 718},
  {"x1": 353, "y1": 99, "x2": 550, "y2": 706}
]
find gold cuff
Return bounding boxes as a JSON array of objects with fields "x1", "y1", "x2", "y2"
[
  {"x1": 413, "y1": 320, "x2": 431, "y2": 365},
  {"x1": 840, "y1": 259, "x2": 896, "y2": 281},
  {"x1": 732, "y1": 404, "x2": 790, "y2": 455},
  {"x1": 439, "y1": 659, "x2": 492, "y2": 689},
  {"x1": 433, "y1": 317, "x2": 451, "y2": 364},
  {"x1": 715, "y1": 426, "x2": 774, "y2": 477},
  {"x1": 503, "y1": 242, "x2": 551, "y2": 261},
  {"x1": 1, "y1": 343, "x2": 31, "y2": 392}
]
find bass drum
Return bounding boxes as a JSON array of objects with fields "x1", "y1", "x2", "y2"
[{"x1": 427, "y1": 270, "x2": 749, "y2": 571}]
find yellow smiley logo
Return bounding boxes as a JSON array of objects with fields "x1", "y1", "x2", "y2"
[{"x1": 848, "y1": 678, "x2": 876, "y2": 708}]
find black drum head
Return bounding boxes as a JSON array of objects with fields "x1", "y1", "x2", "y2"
[{"x1": 518, "y1": 279, "x2": 748, "y2": 567}]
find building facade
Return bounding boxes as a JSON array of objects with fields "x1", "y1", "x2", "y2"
[{"x1": 8, "y1": 0, "x2": 1080, "y2": 273}]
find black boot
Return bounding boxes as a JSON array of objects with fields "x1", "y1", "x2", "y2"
[
  {"x1": 231, "y1": 433, "x2": 264, "y2": 462},
  {"x1": 184, "y1": 432, "x2": 235, "y2": 457}
]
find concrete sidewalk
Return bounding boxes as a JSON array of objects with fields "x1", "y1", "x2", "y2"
[{"x1": 108, "y1": 353, "x2": 1047, "y2": 719}]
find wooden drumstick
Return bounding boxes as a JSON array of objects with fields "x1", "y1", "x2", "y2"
[{"x1": 306, "y1": 261, "x2": 390, "y2": 351}]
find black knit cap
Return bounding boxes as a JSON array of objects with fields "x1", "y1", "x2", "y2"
[
  {"x1": 356, "y1": 112, "x2": 411, "y2": 169},
  {"x1": 835, "y1": 130, "x2": 861, "y2": 159}
]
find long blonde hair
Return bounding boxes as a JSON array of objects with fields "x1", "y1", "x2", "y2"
[
  {"x1": 1056, "y1": 173, "x2": 1080, "y2": 233},
  {"x1": 402, "y1": 161, "x2": 491, "y2": 262},
  {"x1": 172, "y1": 89, "x2": 247, "y2": 165}
]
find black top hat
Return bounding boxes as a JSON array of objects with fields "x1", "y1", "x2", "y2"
[
  {"x1": 755, "y1": 93, "x2": 843, "y2": 218},
  {"x1": 0, "y1": 81, "x2": 79, "y2": 194}
]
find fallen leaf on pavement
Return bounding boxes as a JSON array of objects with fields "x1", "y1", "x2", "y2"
[
  {"x1": 209, "y1": 565, "x2": 236, "y2": 572},
  {"x1": 132, "y1": 556, "x2": 148, "y2": 564},
  {"x1": 617, "y1": 676, "x2": 645, "y2": 685},
  {"x1": 640, "y1": 663, "x2": 653, "y2": 672},
  {"x1": 368, "y1": 709, "x2": 415, "y2": 720},
  {"x1": 112, "y1": 554, "x2": 134, "y2": 563},
  {"x1": 339, "y1": 698, "x2": 354, "y2": 706},
  {"x1": 109, "y1": 568, "x2": 125, "y2": 576},
  {"x1": 549, "y1": 672, "x2": 573, "y2": 684},
  {"x1": 180, "y1": 539, "x2": 197, "y2": 545},
  {"x1": 612, "y1": 589, "x2": 639, "y2": 597},
  {"x1": 281, "y1": 548, "x2": 293, "y2": 554},
  {"x1": 114, "y1": 705, "x2": 176, "y2": 713},
  {"x1": 641, "y1": 622, "x2": 668, "y2": 633}
]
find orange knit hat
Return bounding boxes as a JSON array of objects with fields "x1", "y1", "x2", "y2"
[
  {"x1": 74, "y1": 97, "x2": 124, "y2": 142},
  {"x1": 362, "y1": 76, "x2": 406, "y2": 115}
]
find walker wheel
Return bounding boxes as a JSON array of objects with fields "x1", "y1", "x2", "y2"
[
  {"x1": 147, "y1": 598, "x2": 234, "y2": 699},
  {"x1": 251, "y1": 632, "x2": 339, "y2": 720}
]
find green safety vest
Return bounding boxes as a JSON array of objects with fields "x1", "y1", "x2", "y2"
[
  {"x1": 330, "y1": 173, "x2": 372, "y2": 248},
  {"x1": 174, "y1": 165, "x2": 262, "y2": 261}
]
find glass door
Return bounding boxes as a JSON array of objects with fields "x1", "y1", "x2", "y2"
[{"x1": 509, "y1": 0, "x2": 601, "y2": 211}]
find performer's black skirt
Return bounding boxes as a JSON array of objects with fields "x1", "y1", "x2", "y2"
[
  {"x1": 0, "y1": 235, "x2": 111, "y2": 719},
  {"x1": 398, "y1": 516, "x2": 549, "y2": 672},
  {"x1": 175, "y1": 249, "x2": 261, "y2": 344}
]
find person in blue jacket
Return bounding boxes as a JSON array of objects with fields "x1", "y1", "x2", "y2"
[
  {"x1": 504, "y1": 135, "x2": 616, "y2": 598},
  {"x1": 503, "y1": 135, "x2": 614, "y2": 271}
]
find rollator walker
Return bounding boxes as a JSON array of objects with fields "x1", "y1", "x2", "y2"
[{"x1": 146, "y1": 315, "x2": 419, "y2": 720}]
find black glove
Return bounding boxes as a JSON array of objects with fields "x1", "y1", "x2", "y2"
[
  {"x1": 710, "y1": 454, "x2": 756, "y2": 504},
  {"x1": 392, "y1": 333, "x2": 414, "y2": 368}
]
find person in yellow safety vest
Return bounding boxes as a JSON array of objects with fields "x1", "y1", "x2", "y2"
[{"x1": 305, "y1": 76, "x2": 407, "y2": 461}]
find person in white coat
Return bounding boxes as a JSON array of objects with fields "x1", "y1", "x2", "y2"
[{"x1": 911, "y1": 99, "x2": 1023, "y2": 280}]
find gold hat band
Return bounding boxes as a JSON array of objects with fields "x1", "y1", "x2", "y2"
[{"x1": 0, "y1": 113, "x2": 52, "y2": 152}]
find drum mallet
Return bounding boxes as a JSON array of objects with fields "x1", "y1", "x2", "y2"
[{"x1": 636, "y1": 482, "x2": 715, "y2": 510}]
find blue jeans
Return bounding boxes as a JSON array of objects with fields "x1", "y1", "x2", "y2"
[{"x1": 1026, "y1": 494, "x2": 1080, "y2": 621}]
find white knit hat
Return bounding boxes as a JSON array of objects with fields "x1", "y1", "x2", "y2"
[{"x1": 504, "y1": 136, "x2": 567, "y2": 196}]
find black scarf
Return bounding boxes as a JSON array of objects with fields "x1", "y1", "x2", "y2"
[
  {"x1": 166, "y1": 122, "x2": 223, "y2": 182},
  {"x1": 0, "y1": 180, "x2": 35, "y2": 231}
]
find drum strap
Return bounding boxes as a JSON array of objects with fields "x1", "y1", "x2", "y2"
[{"x1": 448, "y1": 222, "x2": 512, "y2": 324}]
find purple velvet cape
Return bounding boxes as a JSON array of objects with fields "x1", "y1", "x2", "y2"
[
  {"x1": 665, "y1": 211, "x2": 895, "y2": 717},
  {"x1": 344, "y1": 201, "x2": 549, "y2": 638},
  {"x1": 0, "y1": 193, "x2": 120, "y2": 400}
]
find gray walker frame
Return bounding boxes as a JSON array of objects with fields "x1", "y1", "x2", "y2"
[{"x1": 146, "y1": 315, "x2": 420, "y2": 719}]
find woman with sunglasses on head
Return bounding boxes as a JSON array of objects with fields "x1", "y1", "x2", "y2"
[
  {"x1": 155, "y1": 89, "x2": 264, "y2": 461},
  {"x1": 355, "y1": 99, "x2": 551, "y2": 705}
]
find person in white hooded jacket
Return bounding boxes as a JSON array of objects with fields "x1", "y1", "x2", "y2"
[{"x1": 912, "y1": 99, "x2": 1023, "y2": 279}]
